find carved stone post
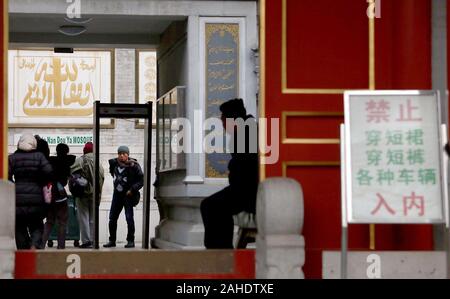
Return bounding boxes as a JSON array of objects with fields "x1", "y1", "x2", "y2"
[
  {"x1": 0, "y1": 181, "x2": 15, "y2": 278},
  {"x1": 256, "y1": 178, "x2": 305, "y2": 279}
]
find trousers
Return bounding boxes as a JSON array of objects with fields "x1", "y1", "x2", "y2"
[
  {"x1": 108, "y1": 192, "x2": 135, "y2": 242},
  {"x1": 42, "y1": 201, "x2": 68, "y2": 249},
  {"x1": 200, "y1": 186, "x2": 244, "y2": 249}
]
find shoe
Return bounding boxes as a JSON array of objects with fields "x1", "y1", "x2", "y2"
[
  {"x1": 103, "y1": 241, "x2": 116, "y2": 248},
  {"x1": 124, "y1": 241, "x2": 135, "y2": 248},
  {"x1": 80, "y1": 242, "x2": 93, "y2": 249}
]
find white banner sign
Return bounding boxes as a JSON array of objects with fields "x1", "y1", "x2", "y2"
[
  {"x1": 14, "y1": 134, "x2": 92, "y2": 147},
  {"x1": 344, "y1": 90, "x2": 445, "y2": 223},
  {"x1": 8, "y1": 50, "x2": 112, "y2": 126}
]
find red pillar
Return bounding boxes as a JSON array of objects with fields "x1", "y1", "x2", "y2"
[
  {"x1": 375, "y1": 0, "x2": 433, "y2": 250},
  {"x1": 0, "y1": 0, "x2": 7, "y2": 179}
]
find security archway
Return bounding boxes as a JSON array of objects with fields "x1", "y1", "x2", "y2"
[{"x1": 93, "y1": 101, "x2": 153, "y2": 249}]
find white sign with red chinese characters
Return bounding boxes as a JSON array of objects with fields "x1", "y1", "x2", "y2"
[{"x1": 344, "y1": 90, "x2": 445, "y2": 223}]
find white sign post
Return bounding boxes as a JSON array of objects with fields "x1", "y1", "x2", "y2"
[{"x1": 341, "y1": 90, "x2": 450, "y2": 278}]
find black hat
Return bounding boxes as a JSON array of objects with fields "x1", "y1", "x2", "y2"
[
  {"x1": 56, "y1": 143, "x2": 70, "y2": 156},
  {"x1": 219, "y1": 98, "x2": 247, "y2": 119},
  {"x1": 117, "y1": 145, "x2": 130, "y2": 155}
]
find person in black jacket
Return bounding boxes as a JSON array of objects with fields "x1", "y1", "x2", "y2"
[
  {"x1": 200, "y1": 98, "x2": 259, "y2": 249},
  {"x1": 8, "y1": 134, "x2": 53, "y2": 249},
  {"x1": 42, "y1": 143, "x2": 76, "y2": 249},
  {"x1": 103, "y1": 146, "x2": 144, "y2": 248}
]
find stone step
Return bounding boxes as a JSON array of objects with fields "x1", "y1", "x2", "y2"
[
  {"x1": 323, "y1": 251, "x2": 448, "y2": 279},
  {"x1": 15, "y1": 249, "x2": 255, "y2": 279}
]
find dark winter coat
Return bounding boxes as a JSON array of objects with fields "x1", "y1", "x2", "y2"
[
  {"x1": 228, "y1": 115, "x2": 259, "y2": 214},
  {"x1": 108, "y1": 157, "x2": 144, "y2": 197},
  {"x1": 9, "y1": 149, "x2": 53, "y2": 217},
  {"x1": 49, "y1": 154, "x2": 76, "y2": 187}
]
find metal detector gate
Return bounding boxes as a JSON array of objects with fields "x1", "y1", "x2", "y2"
[{"x1": 93, "y1": 101, "x2": 152, "y2": 249}]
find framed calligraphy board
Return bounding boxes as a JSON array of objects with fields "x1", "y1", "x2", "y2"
[
  {"x1": 202, "y1": 20, "x2": 243, "y2": 178},
  {"x1": 343, "y1": 90, "x2": 446, "y2": 224},
  {"x1": 136, "y1": 49, "x2": 157, "y2": 128},
  {"x1": 8, "y1": 49, "x2": 113, "y2": 127}
]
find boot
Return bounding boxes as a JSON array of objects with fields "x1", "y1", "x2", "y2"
[
  {"x1": 124, "y1": 241, "x2": 135, "y2": 248},
  {"x1": 103, "y1": 241, "x2": 116, "y2": 248}
]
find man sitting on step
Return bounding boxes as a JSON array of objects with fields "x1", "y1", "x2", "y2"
[{"x1": 200, "y1": 98, "x2": 259, "y2": 249}]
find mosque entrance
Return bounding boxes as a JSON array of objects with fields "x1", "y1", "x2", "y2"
[{"x1": 3, "y1": 0, "x2": 259, "y2": 278}]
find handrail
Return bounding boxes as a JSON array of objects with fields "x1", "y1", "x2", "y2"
[{"x1": 156, "y1": 86, "x2": 186, "y2": 172}]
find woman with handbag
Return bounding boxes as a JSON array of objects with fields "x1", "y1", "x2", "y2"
[{"x1": 42, "y1": 143, "x2": 76, "y2": 249}]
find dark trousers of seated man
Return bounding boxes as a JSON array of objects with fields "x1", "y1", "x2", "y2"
[
  {"x1": 108, "y1": 192, "x2": 135, "y2": 243},
  {"x1": 201, "y1": 186, "x2": 245, "y2": 249}
]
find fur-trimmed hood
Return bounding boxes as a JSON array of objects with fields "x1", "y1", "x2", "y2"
[{"x1": 17, "y1": 134, "x2": 37, "y2": 152}]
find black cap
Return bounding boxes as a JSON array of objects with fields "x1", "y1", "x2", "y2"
[{"x1": 219, "y1": 98, "x2": 247, "y2": 119}]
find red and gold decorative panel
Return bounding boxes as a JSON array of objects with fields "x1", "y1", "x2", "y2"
[
  {"x1": 1, "y1": 0, "x2": 7, "y2": 178},
  {"x1": 261, "y1": 0, "x2": 433, "y2": 278}
]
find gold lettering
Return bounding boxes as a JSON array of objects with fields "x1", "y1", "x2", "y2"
[
  {"x1": 208, "y1": 70, "x2": 234, "y2": 80},
  {"x1": 209, "y1": 59, "x2": 235, "y2": 66},
  {"x1": 208, "y1": 99, "x2": 224, "y2": 106},
  {"x1": 80, "y1": 59, "x2": 96, "y2": 71},
  {"x1": 21, "y1": 56, "x2": 94, "y2": 116},
  {"x1": 43, "y1": 58, "x2": 66, "y2": 107},
  {"x1": 209, "y1": 84, "x2": 235, "y2": 93},
  {"x1": 18, "y1": 58, "x2": 36, "y2": 70},
  {"x1": 23, "y1": 107, "x2": 93, "y2": 116},
  {"x1": 208, "y1": 47, "x2": 235, "y2": 55}
]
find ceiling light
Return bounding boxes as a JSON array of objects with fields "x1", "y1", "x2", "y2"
[{"x1": 58, "y1": 25, "x2": 87, "y2": 36}]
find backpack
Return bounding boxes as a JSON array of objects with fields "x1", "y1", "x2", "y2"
[
  {"x1": 68, "y1": 172, "x2": 89, "y2": 197},
  {"x1": 69, "y1": 156, "x2": 93, "y2": 198},
  {"x1": 129, "y1": 191, "x2": 140, "y2": 207}
]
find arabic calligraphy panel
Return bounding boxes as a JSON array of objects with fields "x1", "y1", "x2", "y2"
[
  {"x1": 205, "y1": 23, "x2": 239, "y2": 178},
  {"x1": 8, "y1": 50, "x2": 112, "y2": 127},
  {"x1": 136, "y1": 50, "x2": 157, "y2": 127}
]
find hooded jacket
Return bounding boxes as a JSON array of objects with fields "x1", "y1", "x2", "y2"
[
  {"x1": 70, "y1": 152, "x2": 105, "y2": 200},
  {"x1": 8, "y1": 134, "x2": 53, "y2": 216}
]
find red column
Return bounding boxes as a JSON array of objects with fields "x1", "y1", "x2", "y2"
[
  {"x1": 375, "y1": 0, "x2": 433, "y2": 250},
  {"x1": 0, "y1": 0, "x2": 7, "y2": 179},
  {"x1": 448, "y1": 0, "x2": 450, "y2": 131}
]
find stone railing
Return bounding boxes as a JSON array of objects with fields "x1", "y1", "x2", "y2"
[
  {"x1": 256, "y1": 177, "x2": 305, "y2": 279},
  {"x1": 0, "y1": 180, "x2": 15, "y2": 278},
  {"x1": 156, "y1": 86, "x2": 186, "y2": 172}
]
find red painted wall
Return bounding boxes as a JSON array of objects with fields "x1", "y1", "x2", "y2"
[
  {"x1": 374, "y1": 0, "x2": 433, "y2": 250},
  {"x1": 0, "y1": 0, "x2": 5, "y2": 179},
  {"x1": 263, "y1": 0, "x2": 433, "y2": 278}
]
